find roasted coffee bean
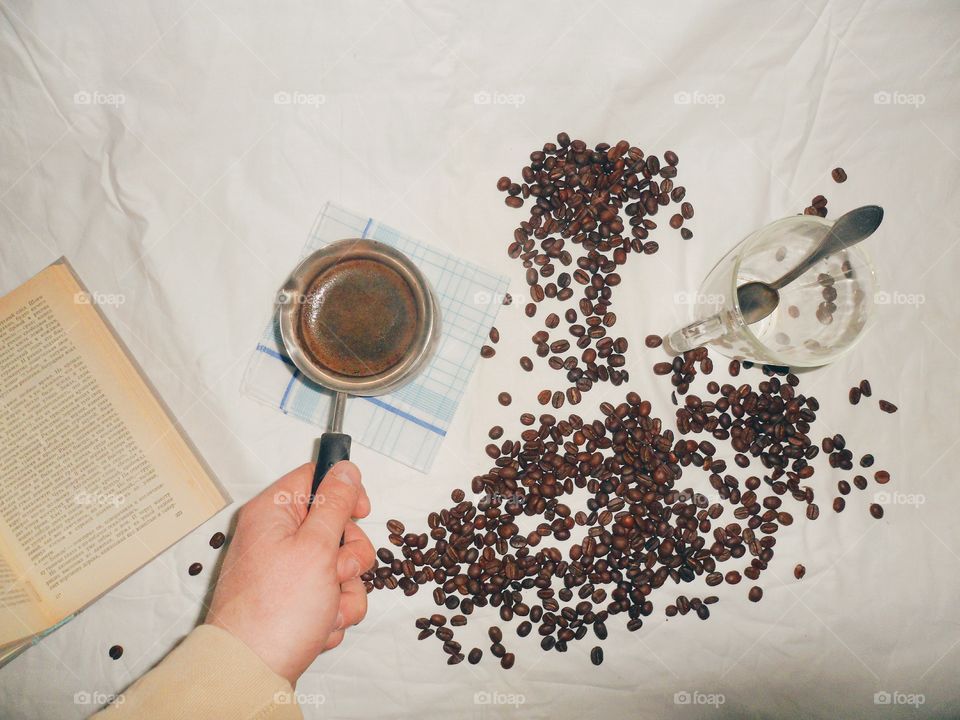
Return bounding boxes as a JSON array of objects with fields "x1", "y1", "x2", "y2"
[
  {"x1": 869, "y1": 503, "x2": 884, "y2": 519},
  {"x1": 879, "y1": 400, "x2": 898, "y2": 413},
  {"x1": 517, "y1": 621, "x2": 532, "y2": 637},
  {"x1": 645, "y1": 334, "x2": 662, "y2": 348},
  {"x1": 468, "y1": 648, "x2": 482, "y2": 664},
  {"x1": 520, "y1": 356, "x2": 534, "y2": 372},
  {"x1": 500, "y1": 653, "x2": 515, "y2": 670},
  {"x1": 794, "y1": 564, "x2": 806, "y2": 580},
  {"x1": 832, "y1": 497, "x2": 845, "y2": 513},
  {"x1": 188, "y1": 562, "x2": 202, "y2": 576},
  {"x1": 748, "y1": 586, "x2": 763, "y2": 602},
  {"x1": 209, "y1": 532, "x2": 226, "y2": 549},
  {"x1": 859, "y1": 379, "x2": 872, "y2": 397},
  {"x1": 849, "y1": 387, "x2": 861, "y2": 405},
  {"x1": 860, "y1": 454, "x2": 874, "y2": 467},
  {"x1": 489, "y1": 425, "x2": 503, "y2": 440},
  {"x1": 831, "y1": 167, "x2": 847, "y2": 183},
  {"x1": 481, "y1": 345, "x2": 496, "y2": 359},
  {"x1": 108, "y1": 645, "x2": 123, "y2": 660},
  {"x1": 853, "y1": 475, "x2": 868, "y2": 490},
  {"x1": 537, "y1": 389, "x2": 551, "y2": 405},
  {"x1": 498, "y1": 392, "x2": 512, "y2": 406},
  {"x1": 488, "y1": 626, "x2": 502, "y2": 643},
  {"x1": 874, "y1": 470, "x2": 891, "y2": 484},
  {"x1": 680, "y1": 228, "x2": 693, "y2": 240},
  {"x1": 590, "y1": 646, "x2": 604, "y2": 665}
]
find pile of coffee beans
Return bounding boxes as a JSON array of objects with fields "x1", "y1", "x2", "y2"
[
  {"x1": 483, "y1": 133, "x2": 697, "y2": 408},
  {"x1": 360, "y1": 144, "x2": 893, "y2": 669}
]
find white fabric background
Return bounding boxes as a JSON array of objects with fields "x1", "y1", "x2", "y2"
[{"x1": 1, "y1": 2, "x2": 958, "y2": 718}]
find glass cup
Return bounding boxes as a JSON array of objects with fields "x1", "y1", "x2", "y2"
[{"x1": 664, "y1": 214, "x2": 877, "y2": 367}]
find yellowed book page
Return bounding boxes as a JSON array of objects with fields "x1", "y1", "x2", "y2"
[
  {"x1": 0, "y1": 549, "x2": 47, "y2": 646},
  {"x1": 0, "y1": 259, "x2": 228, "y2": 636}
]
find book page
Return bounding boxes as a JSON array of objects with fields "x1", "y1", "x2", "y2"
[
  {"x1": 0, "y1": 259, "x2": 228, "y2": 644},
  {"x1": 0, "y1": 550, "x2": 46, "y2": 645}
]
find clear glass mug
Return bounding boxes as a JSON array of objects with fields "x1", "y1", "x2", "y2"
[{"x1": 664, "y1": 214, "x2": 877, "y2": 367}]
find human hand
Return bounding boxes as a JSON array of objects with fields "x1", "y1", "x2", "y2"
[{"x1": 206, "y1": 461, "x2": 375, "y2": 685}]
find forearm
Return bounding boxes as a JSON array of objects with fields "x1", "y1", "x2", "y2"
[{"x1": 91, "y1": 624, "x2": 302, "y2": 720}]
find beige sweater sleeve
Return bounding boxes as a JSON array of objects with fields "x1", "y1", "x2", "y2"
[{"x1": 91, "y1": 624, "x2": 303, "y2": 720}]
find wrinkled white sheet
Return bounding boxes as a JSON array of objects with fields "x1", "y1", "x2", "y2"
[{"x1": 1, "y1": 2, "x2": 958, "y2": 718}]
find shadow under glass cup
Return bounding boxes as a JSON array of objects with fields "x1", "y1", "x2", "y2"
[{"x1": 664, "y1": 215, "x2": 877, "y2": 367}]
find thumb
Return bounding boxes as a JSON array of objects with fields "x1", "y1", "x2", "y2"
[{"x1": 299, "y1": 461, "x2": 363, "y2": 547}]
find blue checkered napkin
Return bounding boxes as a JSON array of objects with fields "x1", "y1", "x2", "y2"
[{"x1": 240, "y1": 203, "x2": 510, "y2": 472}]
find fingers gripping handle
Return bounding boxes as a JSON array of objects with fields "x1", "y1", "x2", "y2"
[{"x1": 310, "y1": 432, "x2": 352, "y2": 507}]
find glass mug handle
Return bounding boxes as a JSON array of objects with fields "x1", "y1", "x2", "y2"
[{"x1": 663, "y1": 311, "x2": 731, "y2": 354}]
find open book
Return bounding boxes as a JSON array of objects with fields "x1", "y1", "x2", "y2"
[{"x1": 0, "y1": 258, "x2": 229, "y2": 664}]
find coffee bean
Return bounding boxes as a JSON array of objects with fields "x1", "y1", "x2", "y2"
[
  {"x1": 794, "y1": 564, "x2": 806, "y2": 580},
  {"x1": 498, "y1": 392, "x2": 512, "y2": 406},
  {"x1": 853, "y1": 475, "x2": 868, "y2": 490},
  {"x1": 108, "y1": 645, "x2": 123, "y2": 660},
  {"x1": 500, "y1": 653, "x2": 515, "y2": 669},
  {"x1": 653, "y1": 362, "x2": 672, "y2": 375},
  {"x1": 831, "y1": 167, "x2": 847, "y2": 183},
  {"x1": 488, "y1": 626, "x2": 502, "y2": 643},
  {"x1": 552, "y1": 391, "x2": 565, "y2": 409},
  {"x1": 874, "y1": 470, "x2": 890, "y2": 484},
  {"x1": 209, "y1": 532, "x2": 226, "y2": 549},
  {"x1": 849, "y1": 387, "x2": 861, "y2": 405},
  {"x1": 860, "y1": 454, "x2": 874, "y2": 467},
  {"x1": 520, "y1": 356, "x2": 534, "y2": 372},
  {"x1": 869, "y1": 503, "x2": 884, "y2": 519},
  {"x1": 645, "y1": 334, "x2": 662, "y2": 348},
  {"x1": 669, "y1": 214, "x2": 683, "y2": 229},
  {"x1": 879, "y1": 400, "x2": 897, "y2": 413},
  {"x1": 489, "y1": 425, "x2": 503, "y2": 440},
  {"x1": 188, "y1": 562, "x2": 202, "y2": 576},
  {"x1": 505, "y1": 196, "x2": 523, "y2": 208},
  {"x1": 806, "y1": 504, "x2": 820, "y2": 520},
  {"x1": 748, "y1": 586, "x2": 763, "y2": 602},
  {"x1": 537, "y1": 389, "x2": 551, "y2": 405},
  {"x1": 664, "y1": 150, "x2": 679, "y2": 166},
  {"x1": 859, "y1": 379, "x2": 872, "y2": 397},
  {"x1": 680, "y1": 228, "x2": 693, "y2": 240},
  {"x1": 590, "y1": 646, "x2": 604, "y2": 665},
  {"x1": 725, "y1": 570, "x2": 741, "y2": 585},
  {"x1": 832, "y1": 497, "x2": 845, "y2": 513},
  {"x1": 468, "y1": 648, "x2": 482, "y2": 664},
  {"x1": 386, "y1": 519, "x2": 404, "y2": 535}
]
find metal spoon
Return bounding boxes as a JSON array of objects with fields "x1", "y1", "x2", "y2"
[{"x1": 737, "y1": 205, "x2": 884, "y2": 325}]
